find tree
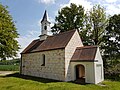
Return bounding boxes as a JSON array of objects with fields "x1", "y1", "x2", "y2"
[
  {"x1": 82, "y1": 4, "x2": 108, "y2": 45},
  {"x1": 102, "y1": 14, "x2": 120, "y2": 67},
  {"x1": 51, "y1": 3, "x2": 85, "y2": 34},
  {"x1": 102, "y1": 15, "x2": 120, "y2": 76},
  {"x1": 0, "y1": 4, "x2": 19, "y2": 60}
]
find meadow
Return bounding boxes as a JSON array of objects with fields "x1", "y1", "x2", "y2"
[
  {"x1": 0, "y1": 65, "x2": 19, "y2": 71},
  {"x1": 0, "y1": 73, "x2": 120, "y2": 90},
  {"x1": 0, "y1": 59, "x2": 120, "y2": 90},
  {"x1": 0, "y1": 59, "x2": 20, "y2": 71}
]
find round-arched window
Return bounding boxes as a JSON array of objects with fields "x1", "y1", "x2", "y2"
[
  {"x1": 41, "y1": 54, "x2": 45, "y2": 66},
  {"x1": 44, "y1": 25, "x2": 47, "y2": 30}
]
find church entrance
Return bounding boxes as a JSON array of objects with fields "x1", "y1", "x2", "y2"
[{"x1": 75, "y1": 64, "x2": 85, "y2": 84}]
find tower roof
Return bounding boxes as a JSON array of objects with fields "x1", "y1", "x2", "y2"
[{"x1": 41, "y1": 10, "x2": 50, "y2": 23}]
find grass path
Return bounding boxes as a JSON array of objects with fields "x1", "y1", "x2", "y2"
[
  {"x1": 0, "y1": 71, "x2": 17, "y2": 75},
  {"x1": 0, "y1": 73, "x2": 120, "y2": 90}
]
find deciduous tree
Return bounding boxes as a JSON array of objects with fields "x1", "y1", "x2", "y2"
[
  {"x1": 102, "y1": 14, "x2": 120, "y2": 67},
  {"x1": 83, "y1": 4, "x2": 108, "y2": 45},
  {"x1": 51, "y1": 3, "x2": 85, "y2": 34},
  {"x1": 0, "y1": 4, "x2": 19, "y2": 60}
]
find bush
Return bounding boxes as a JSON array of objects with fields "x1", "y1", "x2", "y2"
[
  {"x1": 0, "y1": 58, "x2": 20, "y2": 65},
  {"x1": 105, "y1": 63, "x2": 120, "y2": 80}
]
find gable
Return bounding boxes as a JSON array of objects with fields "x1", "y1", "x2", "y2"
[
  {"x1": 94, "y1": 47, "x2": 103, "y2": 63},
  {"x1": 21, "y1": 30, "x2": 76, "y2": 54},
  {"x1": 71, "y1": 46, "x2": 97, "y2": 62}
]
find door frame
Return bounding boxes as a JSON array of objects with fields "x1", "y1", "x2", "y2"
[{"x1": 75, "y1": 64, "x2": 85, "y2": 79}]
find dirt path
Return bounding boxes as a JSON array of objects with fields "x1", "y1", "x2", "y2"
[{"x1": 0, "y1": 71, "x2": 16, "y2": 75}]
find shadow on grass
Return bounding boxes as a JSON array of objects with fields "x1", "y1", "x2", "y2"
[
  {"x1": 1, "y1": 72, "x2": 86, "y2": 85},
  {"x1": 1, "y1": 72, "x2": 61, "y2": 83}
]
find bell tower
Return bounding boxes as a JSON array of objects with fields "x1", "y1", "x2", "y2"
[{"x1": 39, "y1": 10, "x2": 51, "y2": 41}]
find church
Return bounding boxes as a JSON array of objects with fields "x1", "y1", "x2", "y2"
[{"x1": 20, "y1": 10, "x2": 104, "y2": 84}]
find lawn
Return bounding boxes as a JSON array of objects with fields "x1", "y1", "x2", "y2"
[{"x1": 0, "y1": 73, "x2": 120, "y2": 90}]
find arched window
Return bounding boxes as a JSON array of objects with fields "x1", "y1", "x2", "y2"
[
  {"x1": 41, "y1": 54, "x2": 45, "y2": 66},
  {"x1": 44, "y1": 25, "x2": 47, "y2": 30}
]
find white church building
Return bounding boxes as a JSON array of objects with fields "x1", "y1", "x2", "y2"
[{"x1": 20, "y1": 10, "x2": 104, "y2": 84}]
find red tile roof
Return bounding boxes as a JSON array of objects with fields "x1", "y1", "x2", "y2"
[
  {"x1": 71, "y1": 46, "x2": 97, "y2": 61},
  {"x1": 21, "y1": 30, "x2": 76, "y2": 54}
]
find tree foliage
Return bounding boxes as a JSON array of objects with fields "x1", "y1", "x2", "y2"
[
  {"x1": 51, "y1": 3, "x2": 85, "y2": 34},
  {"x1": 0, "y1": 4, "x2": 19, "y2": 60},
  {"x1": 51, "y1": 4, "x2": 108, "y2": 47},
  {"x1": 102, "y1": 14, "x2": 120, "y2": 67},
  {"x1": 82, "y1": 5, "x2": 108, "y2": 45}
]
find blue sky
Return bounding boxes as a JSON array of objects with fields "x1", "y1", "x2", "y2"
[{"x1": 0, "y1": 0, "x2": 120, "y2": 57}]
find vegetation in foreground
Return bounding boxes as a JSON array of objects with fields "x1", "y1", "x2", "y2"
[
  {"x1": 0, "y1": 73, "x2": 120, "y2": 90},
  {"x1": 0, "y1": 59, "x2": 20, "y2": 71},
  {"x1": 0, "y1": 65, "x2": 19, "y2": 71}
]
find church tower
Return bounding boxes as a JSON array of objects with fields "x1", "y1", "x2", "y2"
[{"x1": 39, "y1": 10, "x2": 51, "y2": 41}]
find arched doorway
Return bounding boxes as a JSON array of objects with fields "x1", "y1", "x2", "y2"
[{"x1": 75, "y1": 64, "x2": 85, "y2": 79}]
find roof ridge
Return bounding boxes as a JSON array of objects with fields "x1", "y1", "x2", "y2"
[
  {"x1": 77, "y1": 45, "x2": 98, "y2": 49},
  {"x1": 54, "y1": 29, "x2": 76, "y2": 36}
]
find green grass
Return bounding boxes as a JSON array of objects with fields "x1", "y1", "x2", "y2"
[
  {"x1": 0, "y1": 73, "x2": 120, "y2": 90},
  {"x1": 0, "y1": 65, "x2": 19, "y2": 71}
]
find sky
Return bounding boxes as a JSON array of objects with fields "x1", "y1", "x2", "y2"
[{"x1": 0, "y1": 0, "x2": 120, "y2": 57}]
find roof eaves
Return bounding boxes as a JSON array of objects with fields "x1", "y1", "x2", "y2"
[
  {"x1": 70, "y1": 60, "x2": 98, "y2": 62},
  {"x1": 76, "y1": 45, "x2": 98, "y2": 50},
  {"x1": 21, "y1": 47, "x2": 65, "y2": 54},
  {"x1": 21, "y1": 39, "x2": 39, "y2": 54}
]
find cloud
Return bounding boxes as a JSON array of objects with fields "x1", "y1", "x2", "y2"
[
  {"x1": 105, "y1": 3, "x2": 120, "y2": 15},
  {"x1": 98, "y1": 0, "x2": 120, "y2": 15},
  {"x1": 60, "y1": 0, "x2": 93, "y2": 11},
  {"x1": 60, "y1": 0, "x2": 120, "y2": 15},
  {"x1": 70, "y1": 0, "x2": 92, "y2": 11},
  {"x1": 38, "y1": 0, "x2": 56, "y2": 4},
  {"x1": 105, "y1": 0, "x2": 118, "y2": 3}
]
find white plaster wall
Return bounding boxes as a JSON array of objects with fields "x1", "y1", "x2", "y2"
[
  {"x1": 94, "y1": 47, "x2": 104, "y2": 84},
  {"x1": 41, "y1": 21, "x2": 50, "y2": 35},
  {"x1": 70, "y1": 62, "x2": 95, "y2": 84},
  {"x1": 40, "y1": 35, "x2": 48, "y2": 41},
  {"x1": 65, "y1": 30, "x2": 83, "y2": 81},
  {"x1": 21, "y1": 49, "x2": 65, "y2": 81}
]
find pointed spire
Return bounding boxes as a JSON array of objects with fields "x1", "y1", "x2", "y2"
[{"x1": 41, "y1": 10, "x2": 50, "y2": 23}]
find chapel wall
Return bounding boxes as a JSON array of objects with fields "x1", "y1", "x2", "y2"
[{"x1": 21, "y1": 49, "x2": 65, "y2": 81}]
